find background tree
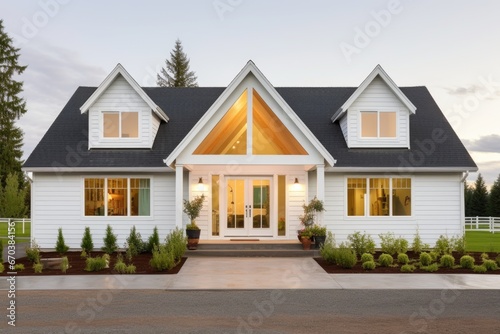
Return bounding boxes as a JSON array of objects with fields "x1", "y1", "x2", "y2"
[
  {"x1": 0, "y1": 172, "x2": 27, "y2": 218},
  {"x1": 0, "y1": 20, "x2": 27, "y2": 189},
  {"x1": 157, "y1": 39, "x2": 198, "y2": 87},
  {"x1": 470, "y1": 173, "x2": 489, "y2": 217},
  {"x1": 464, "y1": 180, "x2": 474, "y2": 217},
  {"x1": 488, "y1": 174, "x2": 500, "y2": 217}
]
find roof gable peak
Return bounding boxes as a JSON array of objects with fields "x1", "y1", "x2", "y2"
[
  {"x1": 331, "y1": 64, "x2": 417, "y2": 122},
  {"x1": 80, "y1": 63, "x2": 168, "y2": 122}
]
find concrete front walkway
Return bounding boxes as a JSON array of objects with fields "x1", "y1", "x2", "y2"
[{"x1": 2, "y1": 257, "x2": 500, "y2": 290}]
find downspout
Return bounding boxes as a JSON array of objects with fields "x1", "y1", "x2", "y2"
[{"x1": 460, "y1": 171, "x2": 470, "y2": 235}]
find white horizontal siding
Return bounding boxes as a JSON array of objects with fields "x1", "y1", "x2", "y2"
[
  {"x1": 324, "y1": 172, "x2": 463, "y2": 247},
  {"x1": 151, "y1": 113, "x2": 161, "y2": 143},
  {"x1": 347, "y1": 76, "x2": 409, "y2": 148},
  {"x1": 339, "y1": 115, "x2": 348, "y2": 144},
  {"x1": 88, "y1": 75, "x2": 154, "y2": 149},
  {"x1": 32, "y1": 173, "x2": 176, "y2": 249}
]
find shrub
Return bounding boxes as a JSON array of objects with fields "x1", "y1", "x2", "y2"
[
  {"x1": 114, "y1": 260, "x2": 127, "y2": 274},
  {"x1": 81, "y1": 227, "x2": 94, "y2": 253},
  {"x1": 434, "y1": 235, "x2": 454, "y2": 256},
  {"x1": 453, "y1": 235, "x2": 466, "y2": 256},
  {"x1": 165, "y1": 228, "x2": 187, "y2": 261},
  {"x1": 397, "y1": 253, "x2": 409, "y2": 265},
  {"x1": 440, "y1": 254, "x2": 455, "y2": 268},
  {"x1": 14, "y1": 264, "x2": 25, "y2": 271},
  {"x1": 496, "y1": 255, "x2": 500, "y2": 267},
  {"x1": 378, "y1": 253, "x2": 394, "y2": 267},
  {"x1": 85, "y1": 256, "x2": 107, "y2": 272},
  {"x1": 481, "y1": 253, "x2": 489, "y2": 261},
  {"x1": 421, "y1": 263, "x2": 439, "y2": 272},
  {"x1": 483, "y1": 260, "x2": 498, "y2": 271},
  {"x1": 347, "y1": 231, "x2": 375, "y2": 257},
  {"x1": 379, "y1": 232, "x2": 408, "y2": 255},
  {"x1": 33, "y1": 263, "x2": 43, "y2": 274},
  {"x1": 411, "y1": 228, "x2": 424, "y2": 254},
  {"x1": 362, "y1": 261, "x2": 376, "y2": 270},
  {"x1": 61, "y1": 256, "x2": 69, "y2": 273},
  {"x1": 473, "y1": 265, "x2": 487, "y2": 274},
  {"x1": 320, "y1": 232, "x2": 337, "y2": 264},
  {"x1": 420, "y1": 252, "x2": 432, "y2": 266},
  {"x1": 101, "y1": 225, "x2": 118, "y2": 254},
  {"x1": 126, "y1": 226, "x2": 145, "y2": 257},
  {"x1": 126, "y1": 264, "x2": 136, "y2": 274},
  {"x1": 401, "y1": 264, "x2": 415, "y2": 273},
  {"x1": 0, "y1": 240, "x2": 2, "y2": 261},
  {"x1": 25, "y1": 241, "x2": 41, "y2": 264},
  {"x1": 55, "y1": 227, "x2": 69, "y2": 255},
  {"x1": 147, "y1": 226, "x2": 160, "y2": 253},
  {"x1": 80, "y1": 250, "x2": 87, "y2": 259},
  {"x1": 335, "y1": 244, "x2": 357, "y2": 269},
  {"x1": 361, "y1": 253, "x2": 374, "y2": 263},
  {"x1": 460, "y1": 255, "x2": 475, "y2": 269},
  {"x1": 429, "y1": 251, "x2": 439, "y2": 262},
  {"x1": 0, "y1": 263, "x2": 4, "y2": 273},
  {"x1": 150, "y1": 245, "x2": 175, "y2": 271}
]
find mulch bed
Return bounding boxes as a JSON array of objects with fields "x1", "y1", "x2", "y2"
[
  {"x1": 314, "y1": 251, "x2": 500, "y2": 274},
  {"x1": 1, "y1": 251, "x2": 186, "y2": 276}
]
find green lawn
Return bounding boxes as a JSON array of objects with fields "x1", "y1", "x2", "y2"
[
  {"x1": 0, "y1": 220, "x2": 31, "y2": 240},
  {"x1": 465, "y1": 231, "x2": 500, "y2": 252}
]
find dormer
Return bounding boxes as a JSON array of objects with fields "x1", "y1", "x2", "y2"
[
  {"x1": 80, "y1": 64, "x2": 168, "y2": 149},
  {"x1": 331, "y1": 65, "x2": 416, "y2": 148}
]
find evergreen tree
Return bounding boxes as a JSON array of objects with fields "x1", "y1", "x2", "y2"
[
  {"x1": 55, "y1": 227, "x2": 69, "y2": 255},
  {"x1": 0, "y1": 172, "x2": 27, "y2": 217},
  {"x1": 101, "y1": 224, "x2": 118, "y2": 254},
  {"x1": 157, "y1": 39, "x2": 198, "y2": 87},
  {"x1": 464, "y1": 180, "x2": 474, "y2": 217},
  {"x1": 0, "y1": 20, "x2": 28, "y2": 188},
  {"x1": 488, "y1": 174, "x2": 500, "y2": 217},
  {"x1": 470, "y1": 173, "x2": 489, "y2": 217},
  {"x1": 80, "y1": 226, "x2": 94, "y2": 253}
]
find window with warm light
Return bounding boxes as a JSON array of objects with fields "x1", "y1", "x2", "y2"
[
  {"x1": 347, "y1": 177, "x2": 411, "y2": 217},
  {"x1": 103, "y1": 111, "x2": 139, "y2": 138},
  {"x1": 361, "y1": 111, "x2": 397, "y2": 138},
  {"x1": 84, "y1": 177, "x2": 150, "y2": 216}
]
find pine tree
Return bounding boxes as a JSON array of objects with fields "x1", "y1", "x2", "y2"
[
  {"x1": 101, "y1": 224, "x2": 118, "y2": 254},
  {"x1": 0, "y1": 20, "x2": 28, "y2": 188},
  {"x1": 470, "y1": 173, "x2": 489, "y2": 217},
  {"x1": 488, "y1": 174, "x2": 500, "y2": 217},
  {"x1": 464, "y1": 180, "x2": 474, "y2": 217},
  {"x1": 0, "y1": 172, "x2": 27, "y2": 217},
  {"x1": 157, "y1": 39, "x2": 198, "y2": 87},
  {"x1": 55, "y1": 227, "x2": 69, "y2": 255},
  {"x1": 80, "y1": 226, "x2": 94, "y2": 253}
]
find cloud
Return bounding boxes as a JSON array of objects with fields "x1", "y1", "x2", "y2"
[
  {"x1": 445, "y1": 83, "x2": 500, "y2": 100},
  {"x1": 15, "y1": 39, "x2": 107, "y2": 161},
  {"x1": 462, "y1": 135, "x2": 500, "y2": 153}
]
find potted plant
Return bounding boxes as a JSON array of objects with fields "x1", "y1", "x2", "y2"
[
  {"x1": 300, "y1": 228, "x2": 313, "y2": 250},
  {"x1": 311, "y1": 224, "x2": 327, "y2": 249},
  {"x1": 298, "y1": 196, "x2": 325, "y2": 241},
  {"x1": 183, "y1": 194, "x2": 205, "y2": 250}
]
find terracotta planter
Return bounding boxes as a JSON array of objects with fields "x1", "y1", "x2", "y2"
[{"x1": 301, "y1": 237, "x2": 312, "y2": 250}]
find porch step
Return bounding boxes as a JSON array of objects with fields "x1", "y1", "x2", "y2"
[{"x1": 186, "y1": 242, "x2": 321, "y2": 257}]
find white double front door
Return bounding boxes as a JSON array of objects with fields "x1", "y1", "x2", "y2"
[{"x1": 223, "y1": 177, "x2": 272, "y2": 237}]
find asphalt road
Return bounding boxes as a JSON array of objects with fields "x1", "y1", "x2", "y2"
[{"x1": 2, "y1": 289, "x2": 500, "y2": 334}]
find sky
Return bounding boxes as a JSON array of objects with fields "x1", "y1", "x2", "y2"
[{"x1": 1, "y1": 0, "x2": 500, "y2": 186}]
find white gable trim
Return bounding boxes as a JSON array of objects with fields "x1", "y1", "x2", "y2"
[
  {"x1": 331, "y1": 65, "x2": 416, "y2": 122},
  {"x1": 164, "y1": 61, "x2": 336, "y2": 167},
  {"x1": 80, "y1": 63, "x2": 168, "y2": 122}
]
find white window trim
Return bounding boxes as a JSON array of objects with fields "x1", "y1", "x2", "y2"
[
  {"x1": 82, "y1": 176, "x2": 153, "y2": 219},
  {"x1": 359, "y1": 108, "x2": 399, "y2": 139},
  {"x1": 100, "y1": 110, "x2": 142, "y2": 141},
  {"x1": 344, "y1": 176, "x2": 413, "y2": 220}
]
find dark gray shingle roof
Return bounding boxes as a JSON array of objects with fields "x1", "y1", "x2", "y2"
[{"x1": 23, "y1": 86, "x2": 477, "y2": 170}]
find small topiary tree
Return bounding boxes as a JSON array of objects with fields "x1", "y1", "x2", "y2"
[
  {"x1": 460, "y1": 255, "x2": 475, "y2": 269},
  {"x1": 361, "y1": 253, "x2": 374, "y2": 263},
  {"x1": 378, "y1": 253, "x2": 394, "y2": 267},
  {"x1": 55, "y1": 227, "x2": 69, "y2": 255},
  {"x1": 397, "y1": 253, "x2": 409, "y2": 265},
  {"x1": 101, "y1": 224, "x2": 118, "y2": 254},
  {"x1": 81, "y1": 227, "x2": 94, "y2": 254},
  {"x1": 147, "y1": 226, "x2": 160, "y2": 253},
  {"x1": 420, "y1": 252, "x2": 432, "y2": 266},
  {"x1": 126, "y1": 225, "x2": 145, "y2": 258},
  {"x1": 440, "y1": 254, "x2": 455, "y2": 268}
]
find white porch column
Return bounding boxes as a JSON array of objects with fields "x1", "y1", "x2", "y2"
[
  {"x1": 316, "y1": 164, "x2": 325, "y2": 201},
  {"x1": 175, "y1": 164, "x2": 184, "y2": 229}
]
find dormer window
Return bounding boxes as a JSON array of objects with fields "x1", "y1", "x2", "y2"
[
  {"x1": 103, "y1": 111, "x2": 139, "y2": 138},
  {"x1": 360, "y1": 111, "x2": 397, "y2": 138}
]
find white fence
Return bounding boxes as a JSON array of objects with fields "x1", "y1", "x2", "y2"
[
  {"x1": 0, "y1": 218, "x2": 31, "y2": 238},
  {"x1": 464, "y1": 216, "x2": 500, "y2": 233}
]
